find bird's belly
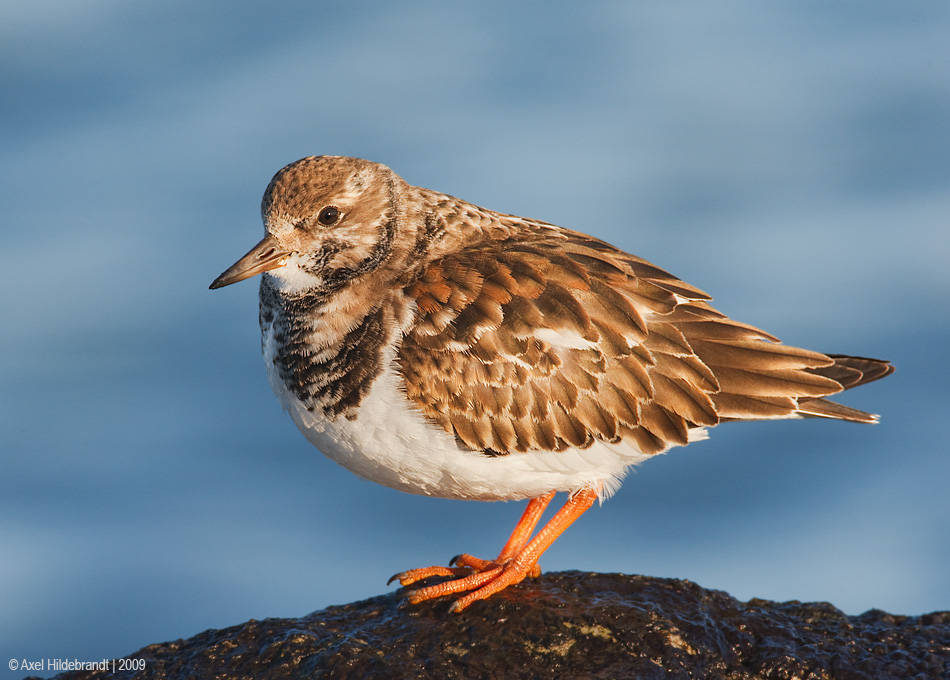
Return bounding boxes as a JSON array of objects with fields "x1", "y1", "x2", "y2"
[{"x1": 265, "y1": 355, "x2": 662, "y2": 501}]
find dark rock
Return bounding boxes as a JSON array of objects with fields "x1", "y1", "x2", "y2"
[{"x1": 42, "y1": 572, "x2": 950, "y2": 680}]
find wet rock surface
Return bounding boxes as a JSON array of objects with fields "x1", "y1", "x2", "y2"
[{"x1": 41, "y1": 571, "x2": 949, "y2": 680}]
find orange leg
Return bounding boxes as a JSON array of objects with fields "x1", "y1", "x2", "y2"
[
  {"x1": 391, "y1": 488, "x2": 597, "y2": 613},
  {"x1": 391, "y1": 491, "x2": 555, "y2": 586},
  {"x1": 449, "y1": 490, "x2": 555, "y2": 577}
]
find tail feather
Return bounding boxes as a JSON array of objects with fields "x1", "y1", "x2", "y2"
[
  {"x1": 798, "y1": 355, "x2": 894, "y2": 423},
  {"x1": 815, "y1": 354, "x2": 895, "y2": 388},
  {"x1": 796, "y1": 397, "x2": 879, "y2": 423}
]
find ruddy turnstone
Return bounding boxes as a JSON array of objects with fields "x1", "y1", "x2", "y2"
[{"x1": 210, "y1": 156, "x2": 893, "y2": 613}]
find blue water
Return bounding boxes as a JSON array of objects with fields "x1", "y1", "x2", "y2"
[{"x1": 3, "y1": 2, "x2": 949, "y2": 677}]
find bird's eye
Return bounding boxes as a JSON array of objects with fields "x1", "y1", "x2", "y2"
[{"x1": 317, "y1": 206, "x2": 342, "y2": 226}]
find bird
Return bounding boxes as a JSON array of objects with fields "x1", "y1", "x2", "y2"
[{"x1": 210, "y1": 155, "x2": 893, "y2": 613}]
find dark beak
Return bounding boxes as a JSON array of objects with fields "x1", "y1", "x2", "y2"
[{"x1": 210, "y1": 234, "x2": 291, "y2": 289}]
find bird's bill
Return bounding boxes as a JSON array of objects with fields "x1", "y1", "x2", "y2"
[{"x1": 210, "y1": 234, "x2": 291, "y2": 289}]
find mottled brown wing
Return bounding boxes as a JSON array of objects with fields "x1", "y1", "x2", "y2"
[{"x1": 396, "y1": 222, "x2": 870, "y2": 456}]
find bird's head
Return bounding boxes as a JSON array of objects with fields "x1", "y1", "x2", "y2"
[{"x1": 210, "y1": 156, "x2": 399, "y2": 294}]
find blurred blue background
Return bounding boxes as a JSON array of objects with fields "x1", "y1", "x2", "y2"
[{"x1": 3, "y1": 1, "x2": 948, "y2": 676}]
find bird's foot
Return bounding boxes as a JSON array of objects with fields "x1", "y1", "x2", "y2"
[
  {"x1": 390, "y1": 552, "x2": 542, "y2": 613},
  {"x1": 450, "y1": 552, "x2": 541, "y2": 578},
  {"x1": 389, "y1": 488, "x2": 597, "y2": 613}
]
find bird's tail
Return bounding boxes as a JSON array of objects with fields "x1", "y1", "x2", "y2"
[{"x1": 797, "y1": 355, "x2": 894, "y2": 423}]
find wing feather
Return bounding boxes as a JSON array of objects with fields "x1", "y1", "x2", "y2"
[{"x1": 396, "y1": 221, "x2": 888, "y2": 457}]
